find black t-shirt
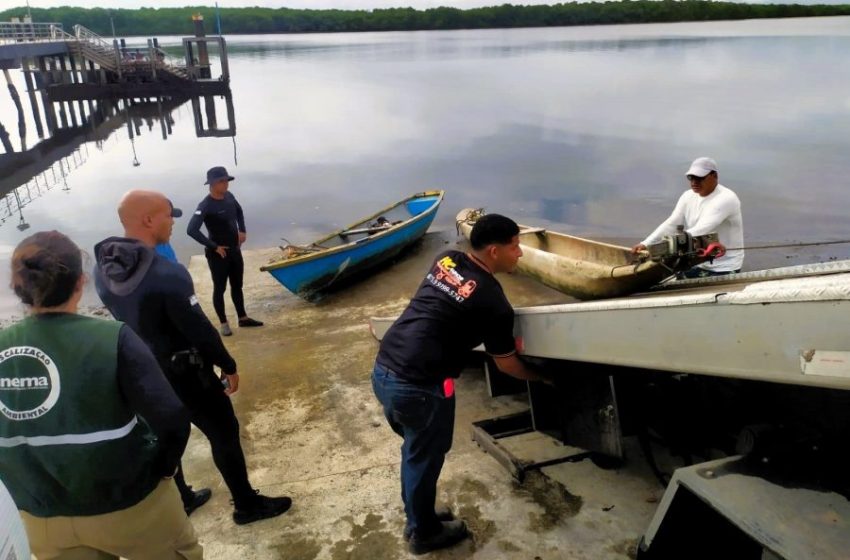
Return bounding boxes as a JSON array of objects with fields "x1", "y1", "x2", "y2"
[
  {"x1": 377, "y1": 250, "x2": 516, "y2": 384},
  {"x1": 186, "y1": 191, "x2": 246, "y2": 250}
]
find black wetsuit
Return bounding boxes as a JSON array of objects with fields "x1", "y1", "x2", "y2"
[
  {"x1": 93, "y1": 237, "x2": 257, "y2": 509},
  {"x1": 186, "y1": 192, "x2": 247, "y2": 324},
  {"x1": 115, "y1": 324, "x2": 191, "y2": 477}
]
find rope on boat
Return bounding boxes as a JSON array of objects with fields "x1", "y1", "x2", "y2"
[
  {"x1": 722, "y1": 239, "x2": 850, "y2": 252},
  {"x1": 456, "y1": 208, "x2": 486, "y2": 236},
  {"x1": 609, "y1": 261, "x2": 646, "y2": 278},
  {"x1": 609, "y1": 238, "x2": 850, "y2": 278},
  {"x1": 453, "y1": 209, "x2": 850, "y2": 278},
  {"x1": 608, "y1": 239, "x2": 850, "y2": 281},
  {"x1": 455, "y1": 207, "x2": 850, "y2": 253},
  {"x1": 277, "y1": 237, "x2": 325, "y2": 259},
  {"x1": 609, "y1": 258, "x2": 678, "y2": 279}
]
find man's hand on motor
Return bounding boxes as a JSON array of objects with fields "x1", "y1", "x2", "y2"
[{"x1": 631, "y1": 243, "x2": 647, "y2": 255}]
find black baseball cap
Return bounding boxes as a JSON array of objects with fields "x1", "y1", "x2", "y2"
[{"x1": 168, "y1": 199, "x2": 183, "y2": 218}]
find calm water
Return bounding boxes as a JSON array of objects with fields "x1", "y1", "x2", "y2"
[{"x1": 1, "y1": 16, "x2": 849, "y2": 317}]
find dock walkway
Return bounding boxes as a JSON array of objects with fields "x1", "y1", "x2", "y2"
[{"x1": 1, "y1": 21, "x2": 189, "y2": 81}]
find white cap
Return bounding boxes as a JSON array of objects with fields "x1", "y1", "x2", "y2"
[{"x1": 685, "y1": 157, "x2": 718, "y2": 178}]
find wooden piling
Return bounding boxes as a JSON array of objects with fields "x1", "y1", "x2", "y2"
[
  {"x1": 0, "y1": 121, "x2": 13, "y2": 153},
  {"x1": 193, "y1": 15, "x2": 212, "y2": 79},
  {"x1": 22, "y1": 59, "x2": 45, "y2": 139},
  {"x1": 204, "y1": 95, "x2": 217, "y2": 129},
  {"x1": 36, "y1": 56, "x2": 58, "y2": 134},
  {"x1": 4, "y1": 68, "x2": 27, "y2": 150}
]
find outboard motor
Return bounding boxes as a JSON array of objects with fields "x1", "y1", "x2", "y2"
[{"x1": 645, "y1": 226, "x2": 721, "y2": 263}]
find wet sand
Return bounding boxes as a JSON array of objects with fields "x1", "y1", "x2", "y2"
[
  {"x1": 179, "y1": 229, "x2": 659, "y2": 559},
  {"x1": 4, "y1": 229, "x2": 833, "y2": 558}
]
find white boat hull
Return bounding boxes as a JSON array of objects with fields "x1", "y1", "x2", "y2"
[{"x1": 370, "y1": 264, "x2": 850, "y2": 390}]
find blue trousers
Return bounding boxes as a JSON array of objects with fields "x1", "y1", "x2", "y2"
[{"x1": 372, "y1": 362, "x2": 455, "y2": 538}]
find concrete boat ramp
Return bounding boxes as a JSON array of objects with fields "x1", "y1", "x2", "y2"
[{"x1": 182, "y1": 230, "x2": 659, "y2": 559}]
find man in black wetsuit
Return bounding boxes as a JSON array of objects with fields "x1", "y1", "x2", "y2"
[
  {"x1": 94, "y1": 189, "x2": 292, "y2": 525},
  {"x1": 187, "y1": 166, "x2": 263, "y2": 337},
  {"x1": 373, "y1": 214, "x2": 548, "y2": 555}
]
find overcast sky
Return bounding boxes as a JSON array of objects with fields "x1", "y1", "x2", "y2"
[{"x1": 21, "y1": 0, "x2": 846, "y2": 9}]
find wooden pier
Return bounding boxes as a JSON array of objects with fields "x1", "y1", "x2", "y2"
[
  {"x1": 0, "y1": 16, "x2": 229, "y2": 92},
  {"x1": 0, "y1": 15, "x2": 230, "y2": 155}
]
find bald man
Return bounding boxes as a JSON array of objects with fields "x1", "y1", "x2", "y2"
[{"x1": 93, "y1": 190, "x2": 293, "y2": 525}]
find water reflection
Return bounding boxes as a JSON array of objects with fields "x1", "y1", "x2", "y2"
[
  {"x1": 1, "y1": 150, "x2": 83, "y2": 233},
  {"x1": 0, "y1": 91, "x2": 236, "y2": 231},
  {"x1": 224, "y1": 37, "x2": 704, "y2": 62},
  {"x1": 1, "y1": 18, "x2": 850, "y2": 321},
  {"x1": 191, "y1": 94, "x2": 236, "y2": 138}
]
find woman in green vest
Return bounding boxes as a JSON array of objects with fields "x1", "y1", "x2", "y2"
[{"x1": 0, "y1": 231, "x2": 203, "y2": 560}]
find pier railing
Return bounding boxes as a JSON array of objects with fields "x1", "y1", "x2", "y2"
[
  {"x1": 72, "y1": 24, "x2": 111, "y2": 51},
  {"x1": 63, "y1": 24, "x2": 189, "y2": 81},
  {"x1": 68, "y1": 24, "x2": 122, "y2": 73},
  {"x1": 2, "y1": 19, "x2": 224, "y2": 87},
  {"x1": 0, "y1": 22, "x2": 72, "y2": 44}
]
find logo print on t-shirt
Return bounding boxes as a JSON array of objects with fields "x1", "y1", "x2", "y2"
[
  {"x1": 427, "y1": 256, "x2": 478, "y2": 302},
  {"x1": 457, "y1": 280, "x2": 477, "y2": 298},
  {"x1": 0, "y1": 346, "x2": 61, "y2": 421},
  {"x1": 434, "y1": 256, "x2": 464, "y2": 288}
]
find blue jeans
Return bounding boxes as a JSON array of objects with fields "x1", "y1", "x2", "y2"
[{"x1": 372, "y1": 362, "x2": 455, "y2": 538}]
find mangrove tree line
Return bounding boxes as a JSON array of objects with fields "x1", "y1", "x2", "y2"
[{"x1": 2, "y1": 2, "x2": 849, "y2": 37}]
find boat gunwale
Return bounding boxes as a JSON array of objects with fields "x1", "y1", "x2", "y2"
[
  {"x1": 518, "y1": 244, "x2": 661, "y2": 278},
  {"x1": 457, "y1": 207, "x2": 636, "y2": 256},
  {"x1": 260, "y1": 190, "x2": 444, "y2": 272},
  {"x1": 518, "y1": 227, "x2": 633, "y2": 254},
  {"x1": 455, "y1": 207, "x2": 682, "y2": 299},
  {"x1": 456, "y1": 207, "x2": 658, "y2": 271}
]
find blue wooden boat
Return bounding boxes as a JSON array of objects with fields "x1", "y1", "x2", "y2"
[{"x1": 261, "y1": 190, "x2": 444, "y2": 301}]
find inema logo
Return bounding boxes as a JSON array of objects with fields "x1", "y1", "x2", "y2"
[
  {"x1": 0, "y1": 376, "x2": 50, "y2": 390},
  {"x1": 0, "y1": 346, "x2": 61, "y2": 421}
]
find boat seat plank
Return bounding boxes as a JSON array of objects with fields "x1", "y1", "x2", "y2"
[{"x1": 340, "y1": 226, "x2": 388, "y2": 236}]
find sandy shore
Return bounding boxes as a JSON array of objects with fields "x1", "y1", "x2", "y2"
[{"x1": 176, "y1": 230, "x2": 660, "y2": 559}]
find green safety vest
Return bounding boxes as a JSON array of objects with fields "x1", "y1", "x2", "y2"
[{"x1": 0, "y1": 313, "x2": 160, "y2": 517}]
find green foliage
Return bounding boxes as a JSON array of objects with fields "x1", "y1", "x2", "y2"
[{"x1": 1, "y1": 2, "x2": 849, "y2": 36}]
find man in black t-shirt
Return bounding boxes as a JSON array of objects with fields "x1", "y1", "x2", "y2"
[
  {"x1": 373, "y1": 214, "x2": 546, "y2": 555},
  {"x1": 187, "y1": 166, "x2": 264, "y2": 337}
]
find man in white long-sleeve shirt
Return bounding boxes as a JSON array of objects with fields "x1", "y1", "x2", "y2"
[{"x1": 632, "y1": 157, "x2": 744, "y2": 278}]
